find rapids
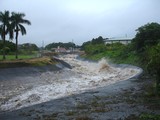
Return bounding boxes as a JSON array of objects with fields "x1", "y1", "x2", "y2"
[{"x1": 0, "y1": 54, "x2": 142, "y2": 112}]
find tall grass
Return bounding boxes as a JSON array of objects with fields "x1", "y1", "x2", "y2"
[
  {"x1": 0, "y1": 51, "x2": 39, "y2": 60},
  {"x1": 0, "y1": 55, "x2": 36, "y2": 60},
  {"x1": 82, "y1": 43, "x2": 140, "y2": 66}
]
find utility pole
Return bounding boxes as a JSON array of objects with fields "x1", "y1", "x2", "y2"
[
  {"x1": 42, "y1": 40, "x2": 44, "y2": 50},
  {"x1": 41, "y1": 40, "x2": 44, "y2": 57},
  {"x1": 72, "y1": 39, "x2": 74, "y2": 53}
]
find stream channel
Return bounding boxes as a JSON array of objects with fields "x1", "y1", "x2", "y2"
[{"x1": 0, "y1": 54, "x2": 142, "y2": 113}]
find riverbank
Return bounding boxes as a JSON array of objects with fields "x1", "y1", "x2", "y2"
[{"x1": 0, "y1": 57, "x2": 56, "y2": 69}]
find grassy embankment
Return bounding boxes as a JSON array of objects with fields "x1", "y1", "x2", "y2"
[
  {"x1": 0, "y1": 56, "x2": 56, "y2": 68},
  {"x1": 0, "y1": 55, "x2": 35, "y2": 60},
  {"x1": 0, "y1": 51, "x2": 58, "y2": 68},
  {"x1": 83, "y1": 50, "x2": 139, "y2": 65},
  {"x1": 82, "y1": 43, "x2": 140, "y2": 66}
]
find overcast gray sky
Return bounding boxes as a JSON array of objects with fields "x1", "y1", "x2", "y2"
[{"x1": 0, "y1": 0, "x2": 160, "y2": 46}]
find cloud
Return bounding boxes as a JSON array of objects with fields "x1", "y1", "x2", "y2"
[{"x1": 0, "y1": 0, "x2": 160, "y2": 46}]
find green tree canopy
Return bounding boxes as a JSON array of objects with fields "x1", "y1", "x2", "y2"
[
  {"x1": 81, "y1": 36, "x2": 105, "y2": 50},
  {"x1": 91, "y1": 36, "x2": 105, "y2": 45},
  {"x1": 45, "y1": 42, "x2": 75, "y2": 50},
  {"x1": 19, "y1": 43, "x2": 39, "y2": 51},
  {"x1": 146, "y1": 43, "x2": 160, "y2": 94},
  {"x1": 132, "y1": 22, "x2": 160, "y2": 52},
  {"x1": 0, "y1": 40, "x2": 16, "y2": 54}
]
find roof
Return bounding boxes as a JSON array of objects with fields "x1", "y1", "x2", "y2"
[{"x1": 105, "y1": 37, "x2": 133, "y2": 41}]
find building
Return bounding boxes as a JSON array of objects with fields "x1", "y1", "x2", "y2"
[
  {"x1": 105, "y1": 37, "x2": 133, "y2": 45},
  {"x1": 51, "y1": 46, "x2": 67, "y2": 53}
]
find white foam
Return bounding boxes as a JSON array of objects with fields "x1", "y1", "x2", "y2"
[{"x1": 0, "y1": 54, "x2": 141, "y2": 111}]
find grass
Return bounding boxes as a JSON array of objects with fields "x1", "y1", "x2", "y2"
[
  {"x1": 125, "y1": 114, "x2": 160, "y2": 120},
  {"x1": 0, "y1": 56, "x2": 56, "y2": 68},
  {"x1": 0, "y1": 54, "x2": 36, "y2": 60},
  {"x1": 140, "y1": 114, "x2": 160, "y2": 120},
  {"x1": 82, "y1": 48, "x2": 140, "y2": 67}
]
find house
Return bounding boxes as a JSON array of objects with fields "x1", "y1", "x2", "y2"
[{"x1": 52, "y1": 46, "x2": 67, "y2": 53}]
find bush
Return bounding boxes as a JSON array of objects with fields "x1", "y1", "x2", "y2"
[
  {"x1": 0, "y1": 40, "x2": 16, "y2": 54},
  {"x1": 84, "y1": 44, "x2": 106, "y2": 55},
  {"x1": 132, "y1": 22, "x2": 160, "y2": 52},
  {"x1": 146, "y1": 44, "x2": 160, "y2": 94}
]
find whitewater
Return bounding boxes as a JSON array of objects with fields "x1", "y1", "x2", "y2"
[{"x1": 0, "y1": 54, "x2": 142, "y2": 112}]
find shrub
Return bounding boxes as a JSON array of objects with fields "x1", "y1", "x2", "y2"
[{"x1": 146, "y1": 44, "x2": 160, "y2": 94}]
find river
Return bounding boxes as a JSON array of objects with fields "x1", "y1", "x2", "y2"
[{"x1": 0, "y1": 54, "x2": 141, "y2": 112}]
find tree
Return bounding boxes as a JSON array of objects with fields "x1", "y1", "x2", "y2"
[
  {"x1": 81, "y1": 36, "x2": 105, "y2": 50},
  {"x1": 45, "y1": 42, "x2": 76, "y2": 50},
  {"x1": 132, "y1": 22, "x2": 160, "y2": 95},
  {"x1": 0, "y1": 11, "x2": 12, "y2": 59},
  {"x1": 92, "y1": 36, "x2": 105, "y2": 45},
  {"x1": 11, "y1": 12, "x2": 31, "y2": 59},
  {"x1": 0, "y1": 40, "x2": 16, "y2": 53},
  {"x1": 0, "y1": 26, "x2": 2, "y2": 38},
  {"x1": 81, "y1": 41, "x2": 91, "y2": 50},
  {"x1": 132, "y1": 22, "x2": 160, "y2": 52},
  {"x1": 19, "y1": 43, "x2": 39, "y2": 51},
  {"x1": 146, "y1": 44, "x2": 160, "y2": 95}
]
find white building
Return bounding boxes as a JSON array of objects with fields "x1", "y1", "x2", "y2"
[{"x1": 105, "y1": 37, "x2": 133, "y2": 45}]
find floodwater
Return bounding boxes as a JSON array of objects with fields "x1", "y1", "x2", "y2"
[{"x1": 0, "y1": 54, "x2": 141, "y2": 112}]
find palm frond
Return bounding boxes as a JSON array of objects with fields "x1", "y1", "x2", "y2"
[
  {"x1": 11, "y1": 12, "x2": 31, "y2": 35},
  {"x1": 7, "y1": 25, "x2": 14, "y2": 40},
  {"x1": 22, "y1": 19, "x2": 31, "y2": 25},
  {"x1": 0, "y1": 11, "x2": 11, "y2": 39},
  {"x1": 18, "y1": 24, "x2": 26, "y2": 35}
]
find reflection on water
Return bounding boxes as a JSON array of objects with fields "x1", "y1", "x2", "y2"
[{"x1": 0, "y1": 54, "x2": 141, "y2": 111}]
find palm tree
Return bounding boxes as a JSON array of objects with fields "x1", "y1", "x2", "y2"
[
  {"x1": 0, "y1": 26, "x2": 3, "y2": 38},
  {"x1": 0, "y1": 11, "x2": 11, "y2": 60},
  {"x1": 11, "y1": 12, "x2": 31, "y2": 59}
]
